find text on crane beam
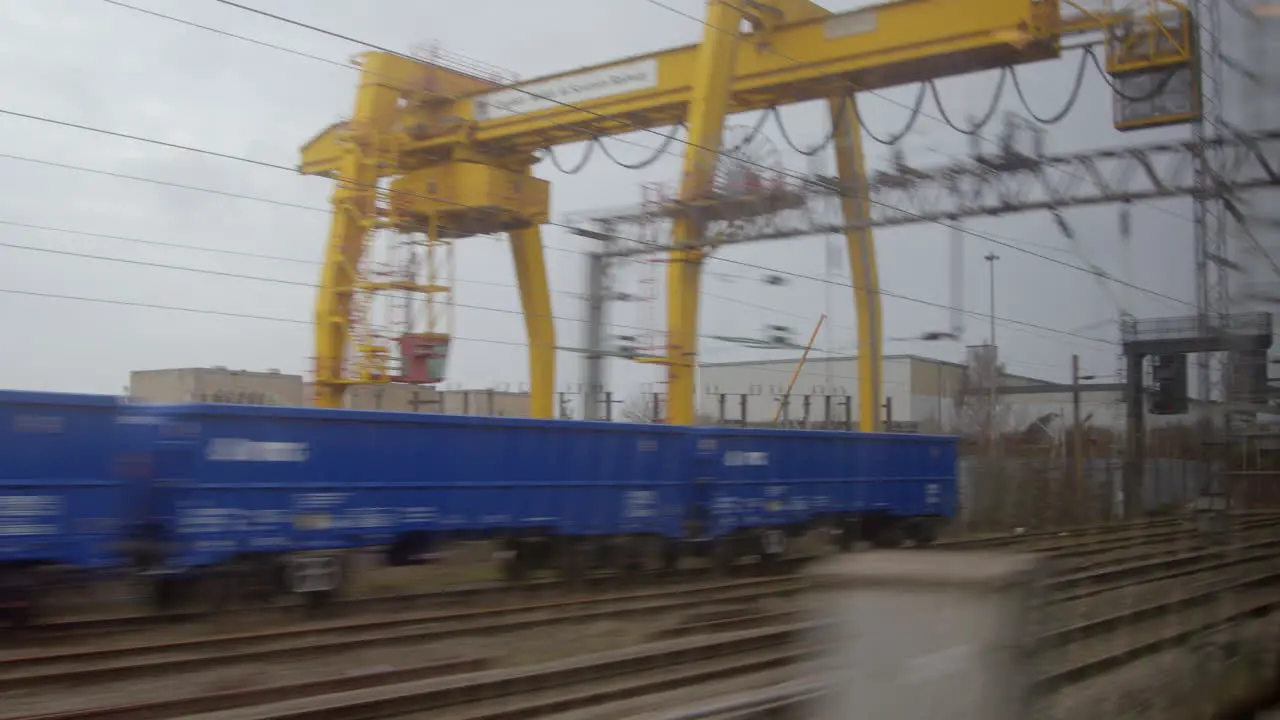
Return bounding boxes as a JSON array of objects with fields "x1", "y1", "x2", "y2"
[
  {"x1": 823, "y1": 9, "x2": 877, "y2": 40},
  {"x1": 474, "y1": 59, "x2": 660, "y2": 122}
]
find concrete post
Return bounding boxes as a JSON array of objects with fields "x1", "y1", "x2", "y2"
[
  {"x1": 806, "y1": 550, "x2": 1044, "y2": 720},
  {"x1": 583, "y1": 250, "x2": 606, "y2": 421},
  {"x1": 1123, "y1": 351, "x2": 1146, "y2": 519}
]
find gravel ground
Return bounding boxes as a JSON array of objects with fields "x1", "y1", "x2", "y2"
[
  {"x1": 421, "y1": 652, "x2": 804, "y2": 720},
  {"x1": 1033, "y1": 611, "x2": 1280, "y2": 720},
  {"x1": 1039, "y1": 554, "x2": 1280, "y2": 631},
  {"x1": 534, "y1": 665, "x2": 805, "y2": 720},
  {"x1": 1050, "y1": 534, "x2": 1236, "y2": 571},
  {"x1": 1, "y1": 592, "x2": 785, "y2": 717},
  {"x1": 6, "y1": 570, "x2": 795, "y2": 661},
  {"x1": 36, "y1": 544, "x2": 503, "y2": 622}
]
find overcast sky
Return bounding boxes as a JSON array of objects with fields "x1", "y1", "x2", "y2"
[{"x1": 0, "y1": 0, "x2": 1269, "y2": 403}]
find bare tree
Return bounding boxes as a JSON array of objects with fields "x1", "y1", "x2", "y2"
[
  {"x1": 619, "y1": 394, "x2": 660, "y2": 423},
  {"x1": 952, "y1": 349, "x2": 1012, "y2": 441}
]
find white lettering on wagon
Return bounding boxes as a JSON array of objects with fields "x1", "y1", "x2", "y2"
[
  {"x1": 205, "y1": 438, "x2": 309, "y2": 463},
  {"x1": 723, "y1": 451, "x2": 769, "y2": 467},
  {"x1": 0, "y1": 495, "x2": 61, "y2": 536}
]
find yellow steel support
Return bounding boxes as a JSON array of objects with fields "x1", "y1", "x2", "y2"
[
  {"x1": 829, "y1": 93, "x2": 883, "y2": 432},
  {"x1": 424, "y1": 213, "x2": 455, "y2": 340},
  {"x1": 666, "y1": 0, "x2": 744, "y2": 426},
  {"x1": 402, "y1": 0, "x2": 1064, "y2": 157},
  {"x1": 509, "y1": 221, "x2": 556, "y2": 419},
  {"x1": 304, "y1": 0, "x2": 1198, "y2": 414},
  {"x1": 312, "y1": 53, "x2": 406, "y2": 408}
]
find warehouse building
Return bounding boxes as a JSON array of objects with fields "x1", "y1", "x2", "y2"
[
  {"x1": 128, "y1": 367, "x2": 531, "y2": 417},
  {"x1": 338, "y1": 383, "x2": 532, "y2": 416},
  {"x1": 129, "y1": 367, "x2": 305, "y2": 406},
  {"x1": 696, "y1": 351, "x2": 1132, "y2": 433}
]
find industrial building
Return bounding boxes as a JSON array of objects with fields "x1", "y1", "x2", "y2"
[
  {"x1": 129, "y1": 367, "x2": 305, "y2": 407},
  {"x1": 697, "y1": 352, "x2": 1135, "y2": 434},
  {"x1": 337, "y1": 382, "x2": 532, "y2": 417},
  {"x1": 129, "y1": 368, "x2": 531, "y2": 418}
]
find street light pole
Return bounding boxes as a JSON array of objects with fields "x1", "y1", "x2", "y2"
[
  {"x1": 983, "y1": 252, "x2": 1001, "y2": 463},
  {"x1": 984, "y1": 252, "x2": 1000, "y2": 346}
]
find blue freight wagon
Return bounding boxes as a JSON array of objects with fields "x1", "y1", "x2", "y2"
[
  {"x1": 692, "y1": 427, "x2": 958, "y2": 568},
  {"x1": 125, "y1": 402, "x2": 693, "y2": 605},
  {"x1": 0, "y1": 390, "x2": 128, "y2": 625}
]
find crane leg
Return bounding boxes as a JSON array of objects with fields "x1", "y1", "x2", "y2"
[
  {"x1": 509, "y1": 225, "x2": 556, "y2": 419},
  {"x1": 665, "y1": 248, "x2": 704, "y2": 424},
  {"x1": 313, "y1": 55, "x2": 403, "y2": 409},
  {"x1": 666, "y1": 0, "x2": 741, "y2": 426},
  {"x1": 828, "y1": 94, "x2": 883, "y2": 432}
]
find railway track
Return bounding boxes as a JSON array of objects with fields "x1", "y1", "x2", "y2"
[
  {"x1": 11, "y1": 520, "x2": 1280, "y2": 720},
  {"x1": 573, "y1": 545, "x2": 1280, "y2": 720},
  {"x1": 34, "y1": 514, "x2": 1272, "y2": 645},
  {"x1": 942, "y1": 511, "x2": 1280, "y2": 552},
  {"x1": 31, "y1": 514, "x2": 1278, "y2": 645},
  {"x1": 648, "y1": 535, "x2": 1280, "y2": 641},
  {"x1": 6, "y1": 625, "x2": 814, "y2": 720},
  {"x1": 0, "y1": 574, "x2": 806, "y2": 700},
  {"x1": 938, "y1": 515, "x2": 1191, "y2": 549},
  {"x1": 22, "y1": 557, "x2": 816, "y2": 645},
  {"x1": 1044, "y1": 537, "x2": 1280, "y2": 604},
  {"x1": 971, "y1": 516, "x2": 1280, "y2": 557},
  {"x1": 92, "y1": 551, "x2": 1267, "y2": 720},
  {"x1": 1033, "y1": 576, "x2": 1280, "y2": 694}
]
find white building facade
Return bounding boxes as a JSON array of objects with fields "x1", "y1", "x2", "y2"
[{"x1": 696, "y1": 353, "x2": 1135, "y2": 434}]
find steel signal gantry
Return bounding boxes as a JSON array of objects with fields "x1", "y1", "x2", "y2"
[
  {"x1": 589, "y1": 129, "x2": 1280, "y2": 256},
  {"x1": 301, "y1": 0, "x2": 1195, "y2": 425}
]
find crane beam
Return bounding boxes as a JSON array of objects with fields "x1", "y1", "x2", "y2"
[{"x1": 389, "y1": 0, "x2": 1065, "y2": 160}]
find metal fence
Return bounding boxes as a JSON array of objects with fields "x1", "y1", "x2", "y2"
[{"x1": 957, "y1": 456, "x2": 1211, "y2": 532}]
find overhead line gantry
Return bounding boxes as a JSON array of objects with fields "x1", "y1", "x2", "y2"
[{"x1": 301, "y1": 0, "x2": 1197, "y2": 428}]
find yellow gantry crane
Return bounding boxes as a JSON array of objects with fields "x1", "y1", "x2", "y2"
[{"x1": 301, "y1": 0, "x2": 1195, "y2": 427}]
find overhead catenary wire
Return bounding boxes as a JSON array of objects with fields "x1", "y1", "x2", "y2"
[
  {"x1": 18, "y1": 3, "x2": 1157, "y2": 350},
  {"x1": 97, "y1": 0, "x2": 1197, "y2": 314},
  {"x1": 0, "y1": 147, "x2": 762, "y2": 292},
  {"x1": 0, "y1": 230, "x2": 1103, "y2": 356},
  {"x1": 0, "y1": 113, "x2": 1119, "y2": 348},
  {"x1": 637, "y1": 0, "x2": 1199, "y2": 220},
  {"x1": 0, "y1": 286, "x2": 512, "y2": 351},
  {"x1": 639, "y1": 0, "x2": 1180, "y2": 139},
  {"x1": 2, "y1": 284, "x2": 1089, "y2": 391},
  {"x1": 0, "y1": 282, "x2": 875, "y2": 384},
  {"x1": 1, "y1": 211, "x2": 873, "y2": 341},
  {"x1": 193, "y1": 0, "x2": 1189, "y2": 262},
  {"x1": 0, "y1": 143, "x2": 1183, "y2": 319},
  {"x1": 98, "y1": 0, "x2": 679, "y2": 164},
  {"x1": 0, "y1": 218, "x2": 586, "y2": 296},
  {"x1": 203, "y1": 0, "x2": 1166, "y2": 219},
  {"x1": 0, "y1": 237, "x2": 887, "y2": 365},
  {"x1": 0, "y1": 103, "x2": 1116, "y2": 348},
  {"x1": 628, "y1": 0, "x2": 1195, "y2": 307}
]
